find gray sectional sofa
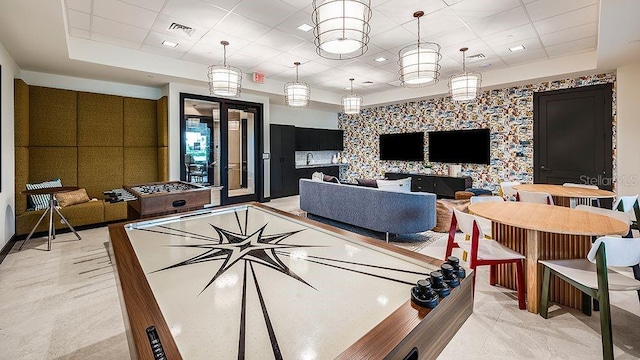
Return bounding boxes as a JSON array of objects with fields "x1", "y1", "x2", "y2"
[{"x1": 299, "y1": 179, "x2": 437, "y2": 242}]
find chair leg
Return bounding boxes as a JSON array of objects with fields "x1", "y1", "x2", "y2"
[
  {"x1": 582, "y1": 292, "x2": 592, "y2": 316},
  {"x1": 598, "y1": 290, "x2": 614, "y2": 360},
  {"x1": 471, "y1": 265, "x2": 477, "y2": 293},
  {"x1": 632, "y1": 264, "x2": 640, "y2": 302},
  {"x1": 540, "y1": 266, "x2": 551, "y2": 318},
  {"x1": 489, "y1": 265, "x2": 496, "y2": 286},
  {"x1": 515, "y1": 260, "x2": 526, "y2": 310}
]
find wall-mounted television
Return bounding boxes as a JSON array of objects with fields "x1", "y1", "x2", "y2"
[
  {"x1": 428, "y1": 129, "x2": 490, "y2": 164},
  {"x1": 379, "y1": 132, "x2": 424, "y2": 161}
]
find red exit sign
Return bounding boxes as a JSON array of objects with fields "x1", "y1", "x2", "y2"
[{"x1": 252, "y1": 72, "x2": 264, "y2": 83}]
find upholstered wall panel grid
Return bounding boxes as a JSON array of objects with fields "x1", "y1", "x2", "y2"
[
  {"x1": 78, "y1": 147, "x2": 124, "y2": 199},
  {"x1": 78, "y1": 92, "x2": 124, "y2": 146},
  {"x1": 29, "y1": 86, "x2": 77, "y2": 147},
  {"x1": 124, "y1": 147, "x2": 158, "y2": 185},
  {"x1": 157, "y1": 96, "x2": 169, "y2": 147},
  {"x1": 157, "y1": 147, "x2": 169, "y2": 182},
  {"x1": 14, "y1": 147, "x2": 30, "y2": 214},
  {"x1": 14, "y1": 79, "x2": 30, "y2": 147},
  {"x1": 124, "y1": 97, "x2": 157, "y2": 147},
  {"x1": 29, "y1": 147, "x2": 78, "y2": 186}
]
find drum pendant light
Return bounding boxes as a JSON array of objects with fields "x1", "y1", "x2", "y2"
[
  {"x1": 342, "y1": 78, "x2": 362, "y2": 114},
  {"x1": 284, "y1": 62, "x2": 311, "y2": 107},
  {"x1": 207, "y1": 41, "x2": 242, "y2": 97},
  {"x1": 448, "y1": 47, "x2": 482, "y2": 101},
  {"x1": 312, "y1": 0, "x2": 372, "y2": 60},
  {"x1": 398, "y1": 11, "x2": 441, "y2": 87}
]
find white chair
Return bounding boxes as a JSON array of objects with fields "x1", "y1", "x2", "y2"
[
  {"x1": 613, "y1": 195, "x2": 639, "y2": 230},
  {"x1": 575, "y1": 205, "x2": 631, "y2": 231},
  {"x1": 517, "y1": 190, "x2": 554, "y2": 205},
  {"x1": 563, "y1": 182, "x2": 600, "y2": 206},
  {"x1": 500, "y1": 181, "x2": 520, "y2": 201},
  {"x1": 445, "y1": 208, "x2": 526, "y2": 310},
  {"x1": 539, "y1": 237, "x2": 640, "y2": 360}
]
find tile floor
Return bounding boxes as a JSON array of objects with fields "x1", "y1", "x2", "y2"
[{"x1": 0, "y1": 197, "x2": 638, "y2": 359}]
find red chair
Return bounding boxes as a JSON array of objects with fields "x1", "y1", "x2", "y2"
[{"x1": 445, "y1": 208, "x2": 527, "y2": 309}]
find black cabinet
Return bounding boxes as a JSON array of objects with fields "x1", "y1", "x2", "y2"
[
  {"x1": 270, "y1": 124, "x2": 297, "y2": 199},
  {"x1": 295, "y1": 127, "x2": 343, "y2": 151},
  {"x1": 385, "y1": 173, "x2": 472, "y2": 199}
]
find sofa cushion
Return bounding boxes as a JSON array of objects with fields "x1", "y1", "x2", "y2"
[
  {"x1": 56, "y1": 188, "x2": 90, "y2": 208},
  {"x1": 377, "y1": 178, "x2": 411, "y2": 193},
  {"x1": 356, "y1": 178, "x2": 378, "y2": 188},
  {"x1": 433, "y1": 199, "x2": 470, "y2": 232},
  {"x1": 26, "y1": 178, "x2": 62, "y2": 210}
]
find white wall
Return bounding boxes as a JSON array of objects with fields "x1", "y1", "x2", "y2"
[
  {"x1": 270, "y1": 104, "x2": 338, "y2": 129},
  {"x1": 616, "y1": 62, "x2": 640, "y2": 196},
  {"x1": 0, "y1": 41, "x2": 19, "y2": 248}
]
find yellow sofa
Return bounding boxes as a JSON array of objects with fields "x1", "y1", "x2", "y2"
[{"x1": 14, "y1": 80, "x2": 169, "y2": 236}]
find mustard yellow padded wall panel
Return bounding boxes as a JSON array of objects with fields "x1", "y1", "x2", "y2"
[
  {"x1": 78, "y1": 92, "x2": 123, "y2": 146},
  {"x1": 15, "y1": 147, "x2": 29, "y2": 214},
  {"x1": 157, "y1": 96, "x2": 168, "y2": 147},
  {"x1": 158, "y1": 147, "x2": 169, "y2": 181},
  {"x1": 29, "y1": 86, "x2": 77, "y2": 147},
  {"x1": 124, "y1": 97, "x2": 157, "y2": 147},
  {"x1": 124, "y1": 147, "x2": 158, "y2": 185},
  {"x1": 29, "y1": 147, "x2": 78, "y2": 186},
  {"x1": 104, "y1": 201, "x2": 127, "y2": 222},
  {"x1": 14, "y1": 79, "x2": 29, "y2": 147},
  {"x1": 78, "y1": 147, "x2": 124, "y2": 199}
]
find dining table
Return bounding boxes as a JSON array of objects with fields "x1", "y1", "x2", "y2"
[
  {"x1": 468, "y1": 201, "x2": 629, "y2": 313},
  {"x1": 512, "y1": 183, "x2": 616, "y2": 207}
]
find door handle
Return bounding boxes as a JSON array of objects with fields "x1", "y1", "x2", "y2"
[{"x1": 540, "y1": 165, "x2": 551, "y2": 171}]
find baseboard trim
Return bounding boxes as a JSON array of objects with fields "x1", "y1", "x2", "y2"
[{"x1": 0, "y1": 235, "x2": 17, "y2": 266}]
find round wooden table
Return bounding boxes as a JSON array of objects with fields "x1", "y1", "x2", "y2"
[
  {"x1": 469, "y1": 201, "x2": 628, "y2": 313},
  {"x1": 512, "y1": 184, "x2": 616, "y2": 207},
  {"x1": 19, "y1": 186, "x2": 82, "y2": 251}
]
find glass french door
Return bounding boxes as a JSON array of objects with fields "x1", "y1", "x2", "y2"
[{"x1": 222, "y1": 104, "x2": 258, "y2": 204}]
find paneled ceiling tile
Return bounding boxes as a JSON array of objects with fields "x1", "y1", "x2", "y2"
[
  {"x1": 120, "y1": 0, "x2": 167, "y2": 12},
  {"x1": 92, "y1": 16, "x2": 149, "y2": 43},
  {"x1": 525, "y1": 0, "x2": 597, "y2": 22},
  {"x1": 93, "y1": 0, "x2": 158, "y2": 29},
  {"x1": 428, "y1": 26, "x2": 478, "y2": 50},
  {"x1": 275, "y1": 10, "x2": 315, "y2": 41},
  {"x1": 91, "y1": 32, "x2": 143, "y2": 50},
  {"x1": 144, "y1": 31, "x2": 196, "y2": 51},
  {"x1": 369, "y1": 10, "x2": 399, "y2": 37},
  {"x1": 333, "y1": 60, "x2": 375, "y2": 76},
  {"x1": 305, "y1": 72, "x2": 336, "y2": 85},
  {"x1": 235, "y1": 43, "x2": 281, "y2": 61},
  {"x1": 403, "y1": 7, "x2": 464, "y2": 38},
  {"x1": 360, "y1": 49, "x2": 397, "y2": 66},
  {"x1": 162, "y1": 0, "x2": 228, "y2": 28},
  {"x1": 216, "y1": 12, "x2": 273, "y2": 40},
  {"x1": 296, "y1": 60, "x2": 332, "y2": 75},
  {"x1": 523, "y1": 0, "x2": 536, "y2": 3},
  {"x1": 361, "y1": 69, "x2": 398, "y2": 83},
  {"x1": 481, "y1": 24, "x2": 538, "y2": 48},
  {"x1": 248, "y1": 61, "x2": 291, "y2": 77},
  {"x1": 67, "y1": 9, "x2": 91, "y2": 30},
  {"x1": 370, "y1": 26, "x2": 416, "y2": 51},
  {"x1": 374, "y1": 0, "x2": 447, "y2": 25},
  {"x1": 377, "y1": 61, "x2": 400, "y2": 74},
  {"x1": 269, "y1": 52, "x2": 312, "y2": 69},
  {"x1": 441, "y1": 38, "x2": 494, "y2": 60},
  {"x1": 151, "y1": 14, "x2": 208, "y2": 41},
  {"x1": 224, "y1": 53, "x2": 264, "y2": 70},
  {"x1": 490, "y1": 36, "x2": 543, "y2": 57},
  {"x1": 286, "y1": 42, "x2": 320, "y2": 60},
  {"x1": 69, "y1": 27, "x2": 90, "y2": 39},
  {"x1": 140, "y1": 44, "x2": 186, "y2": 58},
  {"x1": 545, "y1": 36, "x2": 596, "y2": 57},
  {"x1": 467, "y1": 6, "x2": 530, "y2": 36},
  {"x1": 187, "y1": 41, "x2": 223, "y2": 59},
  {"x1": 199, "y1": 30, "x2": 252, "y2": 54},
  {"x1": 501, "y1": 47, "x2": 548, "y2": 65},
  {"x1": 181, "y1": 52, "x2": 216, "y2": 66},
  {"x1": 254, "y1": 29, "x2": 306, "y2": 52},
  {"x1": 280, "y1": 0, "x2": 315, "y2": 10},
  {"x1": 468, "y1": 59, "x2": 508, "y2": 72},
  {"x1": 232, "y1": 0, "x2": 298, "y2": 27},
  {"x1": 449, "y1": 0, "x2": 522, "y2": 23},
  {"x1": 540, "y1": 22, "x2": 597, "y2": 47},
  {"x1": 66, "y1": 0, "x2": 91, "y2": 13},
  {"x1": 533, "y1": 4, "x2": 597, "y2": 35},
  {"x1": 200, "y1": 0, "x2": 242, "y2": 12}
]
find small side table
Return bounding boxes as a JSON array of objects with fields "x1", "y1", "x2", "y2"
[{"x1": 20, "y1": 186, "x2": 82, "y2": 251}]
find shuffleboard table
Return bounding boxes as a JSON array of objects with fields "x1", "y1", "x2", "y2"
[{"x1": 109, "y1": 203, "x2": 473, "y2": 359}]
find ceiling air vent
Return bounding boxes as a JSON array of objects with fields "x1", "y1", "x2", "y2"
[
  {"x1": 467, "y1": 53, "x2": 486, "y2": 61},
  {"x1": 168, "y1": 22, "x2": 195, "y2": 37}
]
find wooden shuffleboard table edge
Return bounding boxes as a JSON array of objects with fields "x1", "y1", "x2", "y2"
[{"x1": 108, "y1": 201, "x2": 474, "y2": 360}]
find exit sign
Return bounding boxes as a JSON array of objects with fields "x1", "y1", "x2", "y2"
[{"x1": 252, "y1": 72, "x2": 264, "y2": 83}]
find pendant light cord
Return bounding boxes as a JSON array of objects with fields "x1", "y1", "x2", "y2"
[
  {"x1": 295, "y1": 64, "x2": 299, "y2": 82},
  {"x1": 223, "y1": 44, "x2": 227, "y2": 67},
  {"x1": 462, "y1": 49, "x2": 466, "y2": 72}
]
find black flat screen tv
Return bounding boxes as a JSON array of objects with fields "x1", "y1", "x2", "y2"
[
  {"x1": 379, "y1": 132, "x2": 424, "y2": 161},
  {"x1": 428, "y1": 129, "x2": 490, "y2": 164}
]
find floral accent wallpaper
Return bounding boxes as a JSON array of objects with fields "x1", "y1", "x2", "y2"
[{"x1": 338, "y1": 73, "x2": 617, "y2": 192}]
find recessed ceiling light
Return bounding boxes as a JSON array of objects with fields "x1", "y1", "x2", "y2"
[
  {"x1": 480, "y1": 63, "x2": 492, "y2": 68},
  {"x1": 162, "y1": 40, "x2": 178, "y2": 48},
  {"x1": 374, "y1": 57, "x2": 387, "y2": 62},
  {"x1": 509, "y1": 45, "x2": 525, "y2": 52},
  {"x1": 297, "y1": 23, "x2": 313, "y2": 32}
]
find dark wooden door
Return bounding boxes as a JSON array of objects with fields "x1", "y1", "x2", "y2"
[
  {"x1": 281, "y1": 125, "x2": 297, "y2": 196},
  {"x1": 270, "y1": 125, "x2": 284, "y2": 198},
  {"x1": 533, "y1": 84, "x2": 613, "y2": 191}
]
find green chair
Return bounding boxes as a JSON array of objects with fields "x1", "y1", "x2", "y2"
[
  {"x1": 539, "y1": 237, "x2": 640, "y2": 360},
  {"x1": 613, "y1": 195, "x2": 640, "y2": 231}
]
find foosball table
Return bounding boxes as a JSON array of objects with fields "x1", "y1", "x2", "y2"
[{"x1": 123, "y1": 181, "x2": 211, "y2": 220}]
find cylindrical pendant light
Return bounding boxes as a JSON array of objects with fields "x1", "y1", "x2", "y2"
[
  {"x1": 284, "y1": 62, "x2": 311, "y2": 107},
  {"x1": 398, "y1": 11, "x2": 441, "y2": 87},
  {"x1": 448, "y1": 47, "x2": 482, "y2": 101},
  {"x1": 312, "y1": 0, "x2": 372, "y2": 60},
  {"x1": 207, "y1": 41, "x2": 242, "y2": 97},
  {"x1": 342, "y1": 78, "x2": 362, "y2": 114}
]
